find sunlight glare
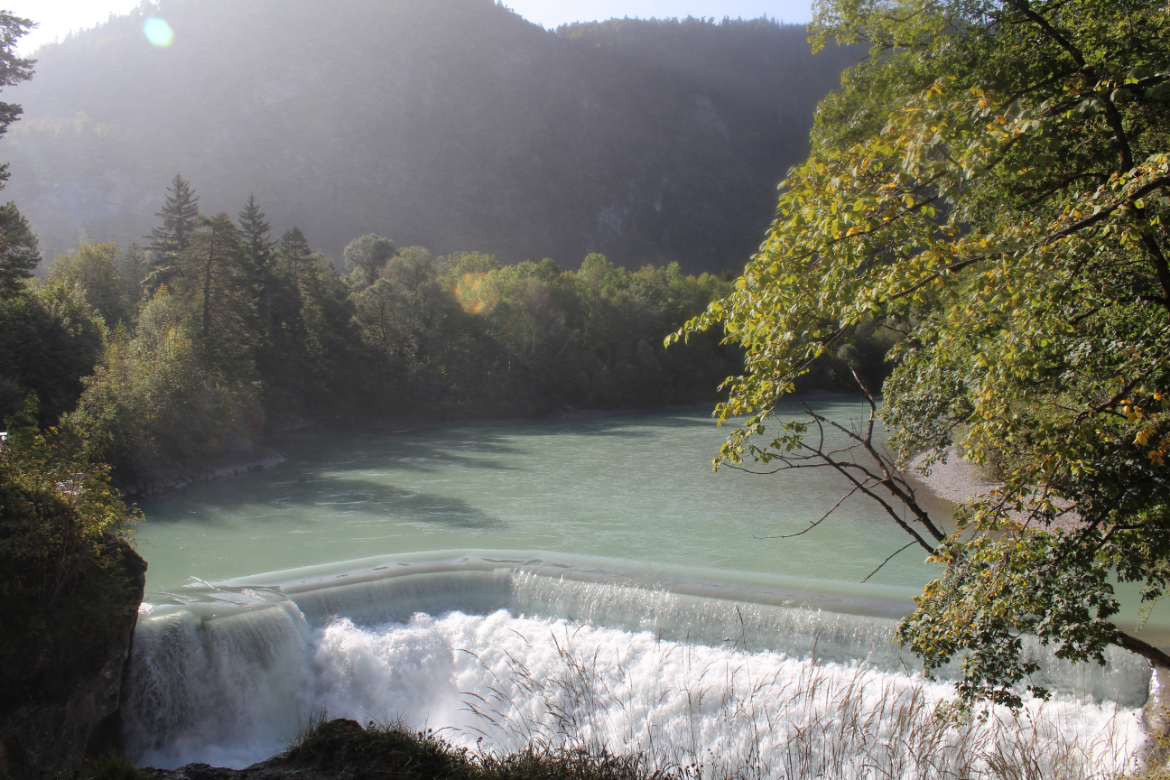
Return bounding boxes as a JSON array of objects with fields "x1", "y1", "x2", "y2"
[
  {"x1": 142, "y1": 17, "x2": 174, "y2": 47},
  {"x1": 455, "y1": 272, "x2": 501, "y2": 315}
]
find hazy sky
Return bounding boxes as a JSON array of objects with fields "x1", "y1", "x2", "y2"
[{"x1": 10, "y1": 0, "x2": 816, "y2": 56}]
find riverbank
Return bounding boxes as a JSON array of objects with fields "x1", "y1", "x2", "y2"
[
  {"x1": 908, "y1": 447, "x2": 1082, "y2": 532},
  {"x1": 110, "y1": 445, "x2": 288, "y2": 498}
]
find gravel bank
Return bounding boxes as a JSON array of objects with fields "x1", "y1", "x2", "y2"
[{"x1": 909, "y1": 447, "x2": 1081, "y2": 531}]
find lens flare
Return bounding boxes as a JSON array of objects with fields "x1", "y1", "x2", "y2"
[
  {"x1": 455, "y1": 272, "x2": 501, "y2": 315},
  {"x1": 143, "y1": 17, "x2": 175, "y2": 47}
]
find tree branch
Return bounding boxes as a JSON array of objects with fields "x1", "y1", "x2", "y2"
[
  {"x1": 1113, "y1": 629, "x2": 1170, "y2": 669},
  {"x1": 1049, "y1": 176, "x2": 1170, "y2": 242},
  {"x1": 862, "y1": 541, "x2": 918, "y2": 583}
]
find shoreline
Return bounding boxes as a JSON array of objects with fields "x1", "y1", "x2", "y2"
[
  {"x1": 907, "y1": 447, "x2": 1000, "y2": 507},
  {"x1": 112, "y1": 445, "x2": 288, "y2": 498},
  {"x1": 908, "y1": 447, "x2": 1082, "y2": 532}
]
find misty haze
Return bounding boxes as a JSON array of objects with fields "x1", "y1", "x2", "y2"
[{"x1": 2, "y1": 2, "x2": 1163, "y2": 779}]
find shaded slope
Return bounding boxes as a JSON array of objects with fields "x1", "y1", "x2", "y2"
[{"x1": 4, "y1": 0, "x2": 858, "y2": 273}]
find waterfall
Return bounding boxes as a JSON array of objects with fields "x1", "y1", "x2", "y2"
[{"x1": 122, "y1": 552, "x2": 1151, "y2": 776}]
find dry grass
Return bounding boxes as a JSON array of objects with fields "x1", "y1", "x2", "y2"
[
  {"x1": 280, "y1": 711, "x2": 677, "y2": 780},
  {"x1": 453, "y1": 624, "x2": 1141, "y2": 780}
]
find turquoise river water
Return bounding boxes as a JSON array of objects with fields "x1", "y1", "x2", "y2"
[{"x1": 124, "y1": 401, "x2": 1160, "y2": 776}]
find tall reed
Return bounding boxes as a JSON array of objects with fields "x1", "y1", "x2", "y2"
[{"x1": 453, "y1": 623, "x2": 1139, "y2": 780}]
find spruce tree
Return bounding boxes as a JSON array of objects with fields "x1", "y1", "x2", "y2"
[
  {"x1": 0, "y1": 12, "x2": 38, "y2": 300},
  {"x1": 148, "y1": 174, "x2": 199, "y2": 262},
  {"x1": 276, "y1": 227, "x2": 312, "y2": 286},
  {"x1": 238, "y1": 194, "x2": 276, "y2": 336},
  {"x1": 238, "y1": 194, "x2": 275, "y2": 273}
]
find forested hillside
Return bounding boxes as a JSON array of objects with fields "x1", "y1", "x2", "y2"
[
  {"x1": 2, "y1": 172, "x2": 746, "y2": 484},
  {"x1": 4, "y1": 0, "x2": 857, "y2": 273}
]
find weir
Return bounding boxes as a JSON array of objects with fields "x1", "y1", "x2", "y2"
[{"x1": 122, "y1": 552, "x2": 1153, "y2": 775}]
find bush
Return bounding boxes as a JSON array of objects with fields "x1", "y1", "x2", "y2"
[
  {"x1": 0, "y1": 401, "x2": 139, "y2": 707},
  {"x1": 66, "y1": 289, "x2": 262, "y2": 478},
  {"x1": 80, "y1": 751, "x2": 152, "y2": 780}
]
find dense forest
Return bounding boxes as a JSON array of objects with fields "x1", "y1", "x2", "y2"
[
  {"x1": 1, "y1": 174, "x2": 744, "y2": 487},
  {"x1": 4, "y1": 0, "x2": 859, "y2": 274}
]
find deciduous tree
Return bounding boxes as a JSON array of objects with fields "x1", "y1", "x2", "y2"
[
  {"x1": 343, "y1": 233, "x2": 397, "y2": 289},
  {"x1": 48, "y1": 241, "x2": 134, "y2": 327},
  {"x1": 676, "y1": 0, "x2": 1170, "y2": 706}
]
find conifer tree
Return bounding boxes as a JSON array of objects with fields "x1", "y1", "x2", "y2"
[
  {"x1": 0, "y1": 12, "x2": 37, "y2": 300},
  {"x1": 147, "y1": 174, "x2": 199, "y2": 263},
  {"x1": 180, "y1": 213, "x2": 252, "y2": 341},
  {"x1": 238, "y1": 194, "x2": 276, "y2": 335},
  {"x1": 0, "y1": 202, "x2": 39, "y2": 300},
  {"x1": 277, "y1": 227, "x2": 312, "y2": 286},
  {"x1": 0, "y1": 11, "x2": 34, "y2": 190},
  {"x1": 238, "y1": 194, "x2": 275, "y2": 273}
]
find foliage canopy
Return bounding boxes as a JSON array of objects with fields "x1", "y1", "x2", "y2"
[
  {"x1": 677, "y1": 0, "x2": 1170, "y2": 705},
  {"x1": 0, "y1": 401, "x2": 140, "y2": 707}
]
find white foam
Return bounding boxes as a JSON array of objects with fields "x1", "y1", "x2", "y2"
[{"x1": 124, "y1": 606, "x2": 1146, "y2": 777}]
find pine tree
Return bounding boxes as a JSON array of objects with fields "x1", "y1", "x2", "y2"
[
  {"x1": 238, "y1": 194, "x2": 276, "y2": 336},
  {"x1": 0, "y1": 12, "x2": 38, "y2": 300},
  {"x1": 148, "y1": 174, "x2": 199, "y2": 262},
  {"x1": 276, "y1": 227, "x2": 312, "y2": 286}
]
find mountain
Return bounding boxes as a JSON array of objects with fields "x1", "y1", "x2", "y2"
[{"x1": 3, "y1": 0, "x2": 859, "y2": 274}]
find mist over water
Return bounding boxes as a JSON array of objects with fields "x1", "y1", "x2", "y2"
[{"x1": 127, "y1": 405, "x2": 1156, "y2": 775}]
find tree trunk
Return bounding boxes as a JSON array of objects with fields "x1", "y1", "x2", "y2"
[{"x1": 203, "y1": 228, "x2": 217, "y2": 338}]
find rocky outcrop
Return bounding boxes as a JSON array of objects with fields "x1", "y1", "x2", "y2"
[{"x1": 0, "y1": 542, "x2": 147, "y2": 778}]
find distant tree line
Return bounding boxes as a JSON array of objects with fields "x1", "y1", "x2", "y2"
[
  {"x1": 6, "y1": 0, "x2": 859, "y2": 274},
  {"x1": 1, "y1": 175, "x2": 744, "y2": 481}
]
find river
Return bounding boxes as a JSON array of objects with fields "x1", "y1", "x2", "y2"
[{"x1": 124, "y1": 402, "x2": 1152, "y2": 777}]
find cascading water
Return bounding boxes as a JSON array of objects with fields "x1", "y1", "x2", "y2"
[
  {"x1": 125, "y1": 410, "x2": 1168, "y2": 777},
  {"x1": 122, "y1": 553, "x2": 1151, "y2": 777}
]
